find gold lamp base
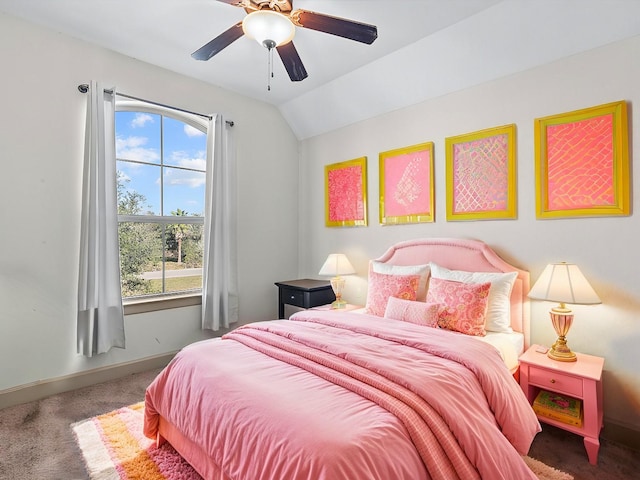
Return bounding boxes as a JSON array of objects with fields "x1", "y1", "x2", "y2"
[
  {"x1": 548, "y1": 307, "x2": 577, "y2": 362},
  {"x1": 547, "y1": 337, "x2": 577, "y2": 362}
]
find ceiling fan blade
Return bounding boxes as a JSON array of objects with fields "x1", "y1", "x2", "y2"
[
  {"x1": 276, "y1": 42, "x2": 308, "y2": 82},
  {"x1": 215, "y1": 0, "x2": 272, "y2": 11},
  {"x1": 192, "y1": 22, "x2": 244, "y2": 61},
  {"x1": 292, "y1": 9, "x2": 377, "y2": 44}
]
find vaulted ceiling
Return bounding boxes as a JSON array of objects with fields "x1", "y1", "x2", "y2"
[{"x1": 2, "y1": 0, "x2": 640, "y2": 139}]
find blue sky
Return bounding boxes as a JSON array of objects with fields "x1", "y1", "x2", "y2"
[{"x1": 115, "y1": 111, "x2": 207, "y2": 216}]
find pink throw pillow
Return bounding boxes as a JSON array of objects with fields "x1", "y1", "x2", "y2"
[
  {"x1": 384, "y1": 297, "x2": 441, "y2": 327},
  {"x1": 365, "y1": 270, "x2": 421, "y2": 317},
  {"x1": 426, "y1": 277, "x2": 490, "y2": 336}
]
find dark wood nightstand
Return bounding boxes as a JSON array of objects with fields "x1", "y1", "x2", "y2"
[{"x1": 275, "y1": 279, "x2": 336, "y2": 319}]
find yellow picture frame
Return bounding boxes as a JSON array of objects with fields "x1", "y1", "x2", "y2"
[
  {"x1": 534, "y1": 101, "x2": 629, "y2": 219},
  {"x1": 379, "y1": 142, "x2": 434, "y2": 225},
  {"x1": 445, "y1": 124, "x2": 517, "y2": 221},
  {"x1": 324, "y1": 157, "x2": 368, "y2": 227}
]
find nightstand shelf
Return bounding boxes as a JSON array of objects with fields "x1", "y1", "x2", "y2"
[{"x1": 519, "y1": 344, "x2": 604, "y2": 465}]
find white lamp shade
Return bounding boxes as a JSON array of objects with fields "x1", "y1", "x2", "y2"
[
  {"x1": 528, "y1": 263, "x2": 601, "y2": 305},
  {"x1": 318, "y1": 254, "x2": 355, "y2": 276},
  {"x1": 242, "y1": 10, "x2": 295, "y2": 48}
]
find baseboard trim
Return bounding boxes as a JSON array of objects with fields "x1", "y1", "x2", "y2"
[
  {"x1": 0, "y1": 352, "x2": 176, "y2": 410},
  {"x1": 603, "y1": 418, "x2": 640, "y2": 452}
]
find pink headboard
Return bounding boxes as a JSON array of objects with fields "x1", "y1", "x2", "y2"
[{"x1": 375, "y1": 238, "x2": 530, "y2": 348}]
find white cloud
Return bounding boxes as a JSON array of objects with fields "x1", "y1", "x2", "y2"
[
  {"x1": 170, "y1": 151, "x2": 206, "y2": 171},
  {"x1": 184, "y1": 124, "x2": 205, "y2": 137},
  {"x1": 117, "y1": 136, "x2": 147, "y2": 149},
  {"x1": 179, "y1": 158, "x2": 207, "y2": 172},
  {"x1": 116, "y1": 135, "x2": 159, "y2": 163},
  {"x1": 131, "y1": 113, "x2": 154, "y2": 128},
  {"x1": 165, "y1": 168, "x2": 206, "y2": 188},
  {"x1": 164, "y1": 153, "x2": 206, "y2": 188}
]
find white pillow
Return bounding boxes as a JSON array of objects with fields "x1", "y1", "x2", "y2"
[
  {"x1": 371, "y1": 260, "x2": 430, "y2": 301},
  {"x1": 428, "y1": 262, "x2": 517, "y2": 333}
]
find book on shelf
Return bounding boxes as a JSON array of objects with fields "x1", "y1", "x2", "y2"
[{"x1": 533, "y1": 390, "x2": 583, "y2": 427}]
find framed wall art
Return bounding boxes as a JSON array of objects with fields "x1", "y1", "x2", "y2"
[
  {"x1": 379, "y1": 142, "x2": 434, "y2": 225},
  {"x1": 534, "y1": 100, "x2": 629, "y2": 219},
  {"x1": 445, "y1": 124, "x2": 517, "y2": 221},
  {"x1": 324, "y1": 157, "x2": 368, "y2": 227}
]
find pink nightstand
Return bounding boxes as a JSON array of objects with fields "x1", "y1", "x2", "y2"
[{"x1": 519, "y1": 344, "x2": 605, "y2": 465}]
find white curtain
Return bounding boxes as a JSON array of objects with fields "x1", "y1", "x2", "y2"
[
  {"x1": 77, "y1": 81, "x2": 125, "y2": 356},
  {"x1": 202, "y1": 115, "x2": 239, "y2": 330}
]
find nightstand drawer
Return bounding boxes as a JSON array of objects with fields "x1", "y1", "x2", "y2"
[
  {"x1": 275, "y1": 280, "x2": 335, "y2": 319},
  {"x1": 530, "y1": 367, "x2": 583, "y2": 397},
  {"x1": 281, "y1": 288, "x2": 305, "y2": 308}
]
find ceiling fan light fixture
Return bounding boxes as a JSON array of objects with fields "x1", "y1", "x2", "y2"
[{"x1": 242, "y1": 10, "x2": 295, "y2": 49}]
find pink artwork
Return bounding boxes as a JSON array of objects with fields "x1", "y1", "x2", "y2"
[
  {"x1": 453, "y1": 134, "x2": 509, "y2": 214},
  {"x1": 546, "y1": 114, "x2": 614, "y2": 211},
  {"x1": 535, "y1": 101, "x2": 629, "y2": 219},
  {"x1": 384, "y1": 150, "x2": 431, "y2": 217},
  {"x1": 325, "y1": 157, "x2": 367, "y2": 227}
]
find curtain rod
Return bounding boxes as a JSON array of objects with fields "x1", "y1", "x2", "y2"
[{"x1": 77, "y1": 83, "x2": 234, "y2": 127}]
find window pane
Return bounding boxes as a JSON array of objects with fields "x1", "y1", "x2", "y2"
[
  {"x1": 119, "y1": 220, "x2": 204, "y2": 298},
  {"x1": 164, "y1": 221, "x2": 204, "y2": 295},
  {"x1": 117, "y1": 161, "x2": 161, "y2": 215},
  {"x1": 115, "y1": 111, "x2": 161, "y2": 164},
  {"x1": 163, "y1": 116, "x2": 207, "y2": 169},
  {"x1": 116, "y1": 107, "x2": 207, "y2": 300},
  {"x1": 164, "y1": 169, "x2": 206, "y2": 215},
  {"x1": 118, "y1": 221, "x2": 163, "y2": 297}
]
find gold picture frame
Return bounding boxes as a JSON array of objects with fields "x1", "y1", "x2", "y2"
[
  {"x1": 325, "y1": 157, "x2": 368, "y2": 227},
  {"x1": 379, "y1": 142, "x2": 434, "y2": 225},
  {"x1": 445, "y1": 124, "x2": 517, "y2": 221},
  {"x1": 534, "y1": 101, "x2": 629, "y2": 219}
]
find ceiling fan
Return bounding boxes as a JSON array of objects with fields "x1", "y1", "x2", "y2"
[{"x1": 192, "y1": 0, "x2": 378, "y2": 83}]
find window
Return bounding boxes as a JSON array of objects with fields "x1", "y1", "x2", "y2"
[{"x1": 115, "y1": 102, "x2": 208, "y2": 300}]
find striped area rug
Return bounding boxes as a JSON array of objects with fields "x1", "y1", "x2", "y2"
[
  {"x1": 72, "y1": 403, "x2": 572, "y2": 480},
  {"x1": 71, "y1": 402, "x2": 202, "y2": 480}
]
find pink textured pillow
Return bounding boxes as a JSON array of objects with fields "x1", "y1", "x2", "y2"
[
  {"x1": 384, "y1": 297, "x2": 442, "y2": 327},
  {"x1": 365, "y1": 270, "x2": 420, "y2": 317},
  {"x1": 426, "y1": 277, "x2": 490, "y2": 336}
]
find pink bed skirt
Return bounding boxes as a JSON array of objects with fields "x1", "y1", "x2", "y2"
[{"x1": 159, "y1": 416, "x2": 228, "y2": 480}]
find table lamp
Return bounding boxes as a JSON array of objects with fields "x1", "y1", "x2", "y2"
[
  {"x1": 318, "y1": 253, "x2": 355, "y2": 309},
  {"x1": 528, "y1": 262, "x2": 601, "y2": 362}
]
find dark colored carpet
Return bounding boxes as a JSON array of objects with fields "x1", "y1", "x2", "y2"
[{"x1": 1, "y1": 368, "x2": 637, "y2": 479}]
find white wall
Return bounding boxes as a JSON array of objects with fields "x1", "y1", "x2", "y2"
[
  {"x1": 2, "y1": 6, "x2": 638, "y2": 439},
  {"x1": 0, "y1": 13, "x2": 299, "y2": 392},
  {"x1": 298, "y1": 36, "x2": 640, "y2": 434}
]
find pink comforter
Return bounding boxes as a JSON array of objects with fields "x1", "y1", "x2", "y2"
[{"x1": 144, "y1": 310, "x2": 540, "y2": 480}]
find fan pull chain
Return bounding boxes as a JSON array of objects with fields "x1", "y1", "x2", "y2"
[
  {"x1": 267, "y1": 47, "x2": 274, "y2": 91},
  {"x1": 267, "y1": 47, "x2": 271, "y2": 91}
]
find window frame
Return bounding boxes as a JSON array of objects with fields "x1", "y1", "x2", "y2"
[{"x1": 115, "y1": 100, "x2": 208, "y2": 312}]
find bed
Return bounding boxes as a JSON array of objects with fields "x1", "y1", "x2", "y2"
[{"x1": 144, "y1": 237, "x2": 541, "y2": 479}]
